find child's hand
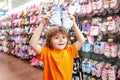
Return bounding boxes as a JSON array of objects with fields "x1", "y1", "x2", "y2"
[
  {"x1": 41, "y1": 11, "x2": 53, "y2": 26},
  {"x1": 68, "y1": 13, "x2": 76, "y2": 23}
]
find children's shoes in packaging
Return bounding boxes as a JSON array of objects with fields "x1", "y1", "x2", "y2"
[
  {"x1": 61, "y1": 7, "x2": 73, "y2": 29},
  {"x1": 49, "y1": 6, "x2": 62, "y2": 26}
]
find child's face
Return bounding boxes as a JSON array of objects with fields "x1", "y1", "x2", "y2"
[{"x1": 51, "y1": 33, "x2": 68, "y2": 50}]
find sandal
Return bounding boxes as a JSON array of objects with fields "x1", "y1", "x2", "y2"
[
  {"x1": 117, "y1": 68, "x2": 120, "y2": 79},
  {"x1": 110, "y1": 42, "x2": 118, "y2": 58},
  {"x1": 102, "y1": 65, "x2": 109, "y2": 80},
  {"x1": 118, "y1": 44, "x2": 120, "y2": 58},
  {"x1": 108, "y1": 65, "x2": 117, "y2": 80},
  {"x1": 49, "y1": 6, "x2": 62, "y2": 26},
  {"x1": 104, "y1": 42, "x2": 111, "y2": 58},
  {"x1": 95, "y1": 62, "x2": 105, "y2": 77},
  {"x1": 61, "y1": 6, "x2": 73, "y2": 29},
  {"x1": 82, "y1": 41, "x2": 93, "y2": 53},
  {"x1": 82, "y1": 60, "x2": 87, "y2": 73}
]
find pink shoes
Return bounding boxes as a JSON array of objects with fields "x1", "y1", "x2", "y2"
[
  {"x1": 91, "y1": 61, "x2": 105, "y2": 78},
  {"x1": 117, "y1": 68, "x2": 120, "y2": 79},
  {"x1": 110, "y1": 43, "x2": 118, "y2": 57},
  {"x1": 102, "y1": 64, "x2": 117, "y2": 80},
  {"x1": 94, "y1": 41, "x2": 105, "y2": 54},
  {"x1": 104, "y1": 42, "x2": 111, "y2": 58},
  {"x1": 118, "y1": 45, "x2": 120, "y2": 59},
  {"x1": 104, "y1": 42, "x2": 118, "y2": 58}
]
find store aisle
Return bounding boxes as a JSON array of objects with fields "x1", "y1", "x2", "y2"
[{"x1": 0, "y1": 52, "x2": 43, "y2": 80}]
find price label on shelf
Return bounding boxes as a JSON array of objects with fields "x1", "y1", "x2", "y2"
[
  {"x1": 84, "y1": 20, "x2": 88, "y2": 23},
  {"x1": 108, "y1": 39, "x2": 113, "y2": 42},
  {"x1": 107, "y1": 17, "x2": 112, "y2": 21}
]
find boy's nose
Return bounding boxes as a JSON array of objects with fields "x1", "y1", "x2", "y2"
[{"x1": 59, "y1": 37, "x2": 64, "y2": 42}]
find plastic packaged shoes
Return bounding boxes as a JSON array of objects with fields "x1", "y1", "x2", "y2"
[
  {"x1": 61, "y1": 7, "x2": 73, "y2": 30},
  {"x1": 91, "y1": 62, "x2": 105, "y2": 77},
  {"x1": 117, "y1": 68, "x2": 120, "y2": 79},
  {"x1": 94, "y1": 41, "x2": 105, "y2": 54},
  {"x1": 104, "y1": 42, "x2": 118, "y2": 58},
  {"x1": 82, "y1": 22, "x2": 91, "y2": 34},
  {"x1": 104, "y1": 42, "x2": 111, "y2": 58},
  {"x1": 82, "y1": 40, "x2": 93, "y2": 53},
  {"x1": 82, "y1": 60, "x2": 91, "y2": 74},
  {"x1": 110, "y1": 42, "x2": 118, "y2": 58},
  {"x1": 102, "y1": 64, "x2": 117, "y2": 80},
  {"x1": 108, "y1": 65, "x2": 117, "y2": 80},
  {"x1": 49, "y1": 6, "x2": 62, "y2": 26},
  {"x1": 118, "y1": 44, "x2": 120, "y2": 58},
  {"x1": 82, "y1": 61, "x2": 87, "y2": 73}
]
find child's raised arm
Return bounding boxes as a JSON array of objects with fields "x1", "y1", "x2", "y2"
[
  {"x1": 29, "y1": 11, "x2": 52, "y2": 54},
  {"x1": 69, "y1": 14, "x2": 86, "y2": 50}
]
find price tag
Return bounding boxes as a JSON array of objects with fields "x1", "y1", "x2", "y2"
[
  {"x1": 91, "y1": 77, "x2": 95, "y2": 80},
  {"x1": 94, "y1": 18, "x2": 98, "y2": 23},
  {"x1": 97, "y1": 38, "x2": 101, "y2": 42},
  {"x1": 84, "y1": 58, "x2": 88, "y2": 61},
  {"x1": 94, "y1": 61, "x2": 98, "y2": 64},
  {"x1": 108, "y1": 39, "x2": 113, "y2": 42},
  {"x1": 70, "y1": 36, "x2": 74, "y2": 40},
  {"x1": 106, "y1": 63, "x2": 111, "y2": 66},
  {"x1": 83, "y1": 74, "x2": 87, "y2": 77},
  {"x1": 84, "y1": 20, "x2": 88, "y2": 23},
  {"x1": 107, "y1": 17, "x2": 112, "y2": 21}
]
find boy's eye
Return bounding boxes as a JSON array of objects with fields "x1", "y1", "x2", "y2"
[
  {"x1": 62, "y1": 36, "x2": 66, "y2": 38},
  {"x1": 54, "y1": 36, "x2": 67, "y2": 39},
  {"x1": 55, "y1": 36, "x2": 58, "y2": 39}
]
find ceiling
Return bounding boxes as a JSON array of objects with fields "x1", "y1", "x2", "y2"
[
  {"x1": 0, "y1": 0, "x2": 33, "y2": 13},
  {"x1": 0, "y1": 0, "x2": 44, "y2": 19}
]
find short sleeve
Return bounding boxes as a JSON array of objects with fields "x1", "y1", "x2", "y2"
[
  {"x1": 67, "y1": 43, "x2": 78, "y2": 58},
  {"x1": 36, "y1": 46, "x2": 47, "y2": 61}
]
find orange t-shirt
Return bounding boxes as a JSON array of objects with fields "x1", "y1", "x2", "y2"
[{"x1": 40, "y1": 43, "x2": 78, "y2": 80}]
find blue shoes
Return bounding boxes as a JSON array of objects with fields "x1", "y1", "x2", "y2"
[
  {"x1": 49, "y1": 6, "x2": 62, "y2": 26},
  {"x1": 82, "y1": 60, "x2": 91, "y2": 74},
  {"x1": 49, "y1": 6, "x2": 73, "y2": 30},
  {"x1": 61, "y1": 7, "x2": 73, "y2": 29},
  {"x1": 82, "y1": 41, "x2": 93, "y2": 52}
]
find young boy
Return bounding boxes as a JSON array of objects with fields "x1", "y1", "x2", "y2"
[{"x1": 29, "y1": 11, "x2": 85, "y2": 80}]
